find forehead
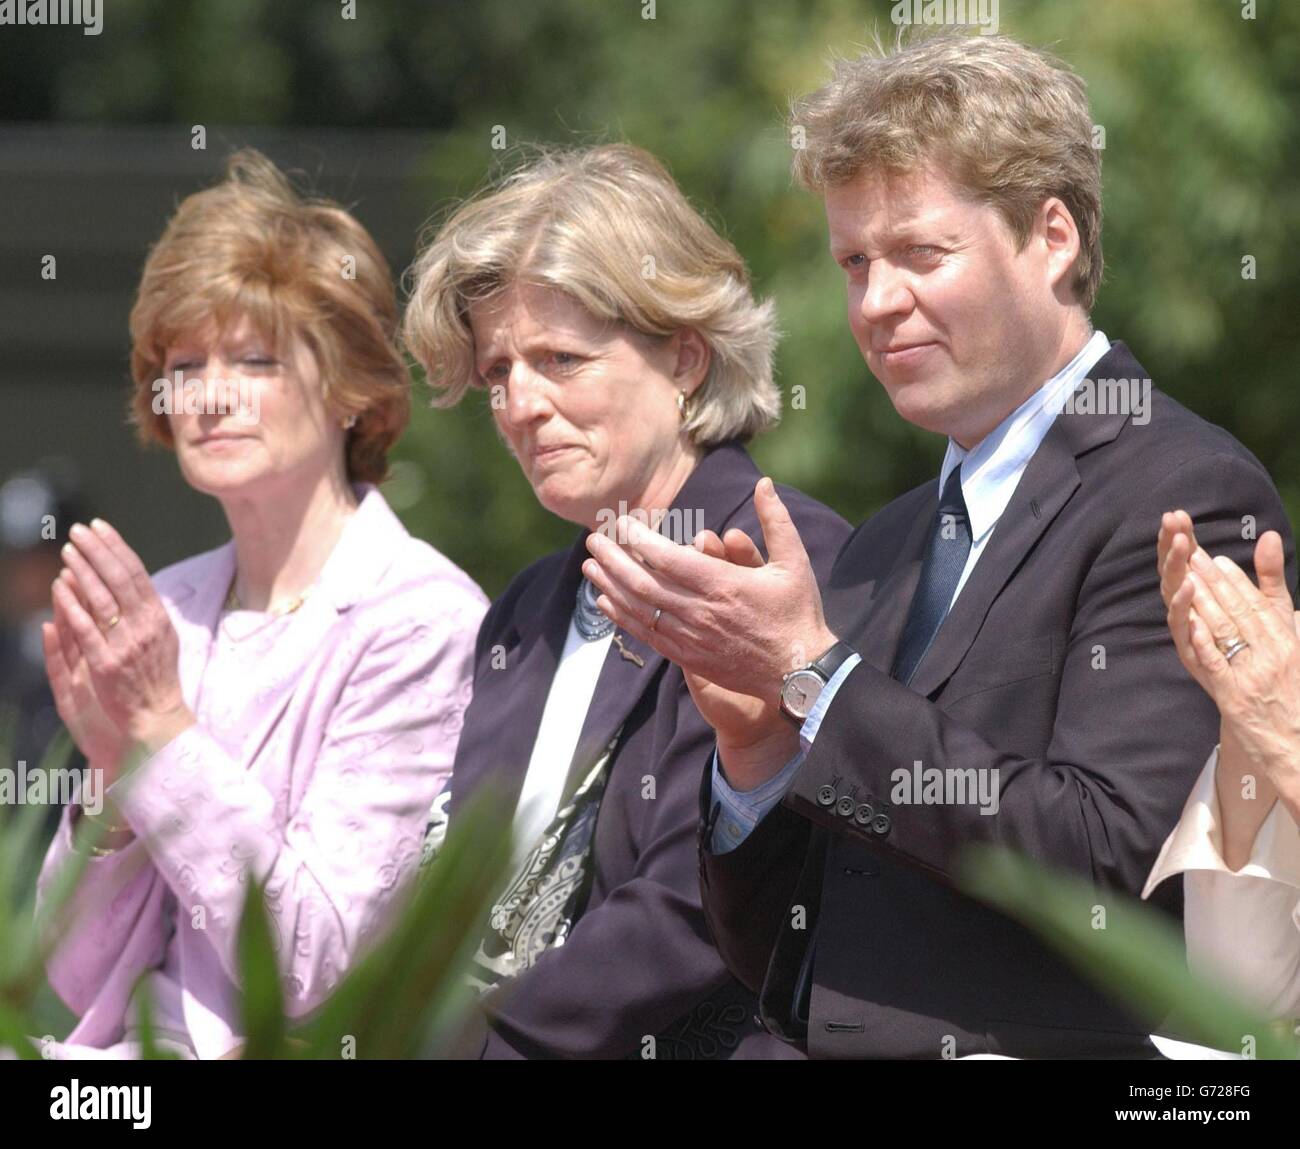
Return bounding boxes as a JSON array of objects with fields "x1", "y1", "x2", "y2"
[
  {"x1": 467, "y1": 283, "x2": 610, "y2": 353},
  {"x1": 824, "y1": 164, "x2": 986, "y2": 248}
]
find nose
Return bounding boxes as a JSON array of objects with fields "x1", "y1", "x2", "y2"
[
  {"x1": 858, "y1": 258, "x2": 914, "y2": 329},
  {"x1": 194, "y1": 355, "x2": 235, "y2": 413},
  {"x1": 177, "y1": 353, "x2": 239, "y2": 420},
  {"x1": 501, "y1": 361, "x2": 552, "y2": 429}
]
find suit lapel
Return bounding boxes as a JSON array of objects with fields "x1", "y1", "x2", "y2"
[
  {"x1": 835, "y1": 342, "x2": 1142, "y2": 697},
  {"x1": 561, "y1": 623, "x2": 663, "y2": 807},
  {"x1": 164, "y1": 485, "x2": 415, "y2": 767},
  {"x1": 164, "y1": 543, "x2": 233, "y2": 716},
  {"x1": 460, "y1": 530, "x2": 659, "y2": 815},
  {"x1": 561, "y1": 443, "x2": 762, "y2": 799},
  {"x1": 828, "y1": 492, "x2": 934, "y2": 676},
  {"x1": 905, "y1": 428, "x2": 1081, "y2": 697},
  {"x1": 454, "y1": 542, "x2": 581, "y2": 814}
]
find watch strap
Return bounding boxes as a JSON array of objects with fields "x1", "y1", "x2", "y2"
[{"x1": 810, "y1": 639, "x2": 855, "y2": 682}]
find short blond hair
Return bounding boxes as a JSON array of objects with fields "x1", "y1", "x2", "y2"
[
  {"x1": 129, "y1": 148, "x2": 410, "y2": 483},
  {"x1": 791, "y1": 30, "x2": 1103, "y2": 310},
  {"x1": 402, "y1": 143, "x2": 781, "y2": 446}
]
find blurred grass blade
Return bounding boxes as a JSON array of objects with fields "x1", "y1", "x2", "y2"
[
  {"x1": 294, "y1": 790, "x2": 512, "y2": 1059},
  {"x1": 959, "y1": 842, "x2": 1298, "y2": 1060},
  {"x1": 0, "y1": 1001, "x2": 39, "y2": 1059},
  {"x1": 3, "y1": 727, "x2": 110, "y2": 1024},
  {"x1": 6, "y1": 730, "x2": 75, "y2": 885},
  {"x1": 237, "y1": 874, "x2": 287, "y2": 1059},
  {"x1": 2, "y1": 731, "x2": 78, "y2": 985},
  {"x1": 130, "y1": 974, "x2": 180, "y2": 1061}
]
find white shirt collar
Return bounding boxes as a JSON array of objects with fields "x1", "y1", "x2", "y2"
[{"x1": 939, "y1": 330, "x2": 1111, "y2": 543}]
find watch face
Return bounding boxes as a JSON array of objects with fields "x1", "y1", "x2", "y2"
[{"x1": 781, "y1": 669, "x2": 824, "y2": 720}]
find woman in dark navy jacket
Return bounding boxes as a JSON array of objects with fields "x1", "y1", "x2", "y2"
[{"x1": 404, "y1": 144, "x2": 849, "y2": 1058}]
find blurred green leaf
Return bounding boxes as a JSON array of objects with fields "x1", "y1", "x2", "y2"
[
  {"x1": 292, "y1": 789, "x2": 512, "y2": 1059},
  {"x1": 237, "y1": 874, "x2": 288, "y2": 1059},
  {"x1": 959, "y1": 842, "x2": 1299, "y2": 1060},
  {"x1": 130, "y1": 975, "x2": 181, "y2": 1061}
]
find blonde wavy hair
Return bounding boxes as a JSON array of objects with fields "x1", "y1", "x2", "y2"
[
  {"x1": 402, "y1": 143, "x2": 781, "y2": 446},
  {"x1": 128, "y1": 148, "x2": 410, "y2": 483},
  {"x1": 790, "y1": 30, "x2": 1103, "y2": 310}
]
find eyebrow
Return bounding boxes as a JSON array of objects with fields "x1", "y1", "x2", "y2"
[
  {"x1": 830, "y1": 222, "x2": 960, "y2": 259},
  {"x1": 472, "y1": 339, "x2": 512, "y2": 369},
  {"x1": 164, "y1": 334, "x2": 273, "y2": 361},
  {"x1": 474, "y1": 328, "x2": 600, "y2": 366}
]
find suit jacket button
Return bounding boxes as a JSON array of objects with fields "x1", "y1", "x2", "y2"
[
  {"x1": 872, "y1": 812, "x2": 891, "y2": 836},
  {"x1": 854, "y1": 802, "x2": 874, "y2": 824},
  {"x1": 817, "y1": 785, "x2": 837, "y2": 806},
  {"x1": 835, "y1": 796, "x2": 855, "y2": 817}
]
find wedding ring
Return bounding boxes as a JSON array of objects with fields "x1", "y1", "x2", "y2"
[
  {"x1": 104, "y1": 614, "x2": 121, "y2": 630},
  {"x1": 1220, "y1": 637, "x2": 1249, "y2": 662},
  {"x1": 650, "y1": 607, "x2": 662, "y2": 632}
]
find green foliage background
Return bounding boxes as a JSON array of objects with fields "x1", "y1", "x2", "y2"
[
  {"x1": 4, "y1": 0, "x2": 1298, "y2": 1052},
  {"x1": 5, "y1": 0, "x2": 1298, "y2": 596}
]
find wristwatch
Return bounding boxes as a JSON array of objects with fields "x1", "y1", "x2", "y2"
[{"x1": 779, "y1": 639, "x2": 856, "y2": 724}]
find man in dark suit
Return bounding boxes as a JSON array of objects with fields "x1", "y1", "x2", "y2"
[{"x1": 583, "y1": 30, "x2": 1296, "y2": 1058}]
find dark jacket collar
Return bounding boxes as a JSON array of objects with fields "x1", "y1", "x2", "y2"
[
  {"x1": 850, "y1": 340, "x2": 1146, "y2": 698},
  {"x1": 559, "y1": 440, "x2": 762, "y2": 793},
  {"x1": 466, "y1": 440, "x2": 762, "y2": 807},
  {"x1": 514, "y1": 439, "x2": 762, "y2": 647}
]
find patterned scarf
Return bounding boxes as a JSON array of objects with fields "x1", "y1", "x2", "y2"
[{"x1": 421, "y1": 729, "x2": 621, "y2": 991}]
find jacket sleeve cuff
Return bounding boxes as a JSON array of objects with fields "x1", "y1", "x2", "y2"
[
  {"x1": 110, "y1": 722, "x2": 278, "y2": 888},
  {"x1": 709, "y1": 746, "x2": 804, "y2": 855}
]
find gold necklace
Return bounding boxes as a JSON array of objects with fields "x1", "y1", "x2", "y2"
[{"x1": 224, "y1": 578, "x2": 312, "y2": 618}]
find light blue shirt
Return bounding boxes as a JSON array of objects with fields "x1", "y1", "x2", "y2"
[{"x1": 708, "y1": 330, "x2": 1112, "y2": 853}]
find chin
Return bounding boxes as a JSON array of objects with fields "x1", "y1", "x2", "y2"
[
  {"x1": 885, "y1": 383, "x2": 958, "y2": 437},
  {"x1": 528, "y1": 477, "x2": 594, "y2": 527},
  {"x1": 535, "y1": 490, "x2": 593, "y2": 528},
  {"x1": 177, "y1": 457, "x2": 271, "y2": 499}
]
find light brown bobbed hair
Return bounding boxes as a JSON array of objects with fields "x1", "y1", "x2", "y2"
[
  {"x1": 402, "y1": 143, "x2": 781, "y2": 447},
  {"x1": 790, "y1": 30, "x2": 1103, "y2": 311},
  {"x1": 128, "y1": 148, "x2": 410, "y2": 483}
]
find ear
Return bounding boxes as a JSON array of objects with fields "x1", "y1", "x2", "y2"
[
  {"x1": 670, "y1": 328, "x2": 711, "y2": 396},
  {"x1": 1038, "y1": 196, "x2": 1082, "y2": 300}
]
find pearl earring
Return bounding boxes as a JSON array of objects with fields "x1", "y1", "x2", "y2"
[{"x1": 342, "y1": 415, "x2": 358, "y2": 430}]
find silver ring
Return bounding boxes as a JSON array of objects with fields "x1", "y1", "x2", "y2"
[
  {"x1": 650, "y1": 607, "x2": 662, "y2": 632},
  {"x1": 1221, "y1": 637, "x2": 1249, "y2": 662}
]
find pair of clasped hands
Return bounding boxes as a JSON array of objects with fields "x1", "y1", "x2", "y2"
[
  {"x1": 583, "y1": 478, "x2": 835, "y2": 792},
  {"x1": 583, "y1": 475, "x2": 1300, "y2": 816},
  {"x1": 42, "y1": 519, "x2": 194, "y2": 832},
  {"x1": 1158, "y1": 510, "x2": 1300, "y2": 853}
]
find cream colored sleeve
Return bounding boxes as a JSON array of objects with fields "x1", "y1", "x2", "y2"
[{"x1": 1143, "y1": 745, "x2": 1300, "y2": 1020}]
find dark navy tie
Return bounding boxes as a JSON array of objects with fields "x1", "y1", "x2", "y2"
[
  {"x1": 890, "y1": 465, "x2": 973, "y2": 686},
  {"x1": 792, "y1": 465, "x2": 973, "y2": 1029}
]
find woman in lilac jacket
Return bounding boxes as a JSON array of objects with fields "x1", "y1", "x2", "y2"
[{"x1": 31, "y1": 150, "x2": 487, "y2": 1059}]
